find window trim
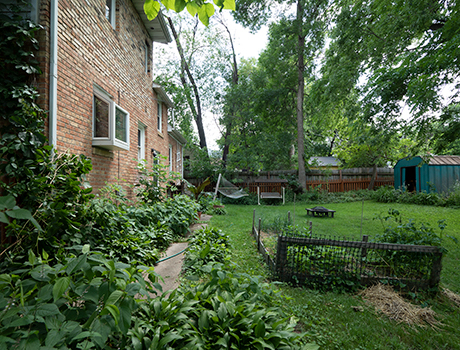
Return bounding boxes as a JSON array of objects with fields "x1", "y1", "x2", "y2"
[
  {"x1": 169, "y1": 144, "x2": 173, "y2": 172},
  {"x1": 138, "y1": 124, "x2": 146, "y2": 162},
  {"x1": 92, "y1": 87, "x2": 130, "y2": 151},
  {"x1": 157, "y1": 102, "x2": 163, "y2": 133},
  {"x1": 144, "y1": 43, "x2": 149, "y2": 74},
  {"x1": 105, "y1": 0, "x2": 116, "y2": 29}
]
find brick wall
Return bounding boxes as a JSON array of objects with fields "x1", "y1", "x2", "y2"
[{"x1": 36, "y1": 0, "x2": 170, "y2": 197}]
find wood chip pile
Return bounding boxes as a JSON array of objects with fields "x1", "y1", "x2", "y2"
[{"x1": 359, "y1": 284, "x2": 440, "y2": 328}]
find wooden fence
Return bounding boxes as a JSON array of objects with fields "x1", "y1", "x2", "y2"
[{"x1": 187, "y1": 167, "x2": 395, "y2": 194}]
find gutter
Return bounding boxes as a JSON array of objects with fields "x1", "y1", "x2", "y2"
[{"x1": 49, "y1": 0, "x2": 58, "y2": 152}]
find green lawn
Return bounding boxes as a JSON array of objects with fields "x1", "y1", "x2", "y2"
[{"x1": 209, "y1": 201, "x2": 460, "y2": 350}]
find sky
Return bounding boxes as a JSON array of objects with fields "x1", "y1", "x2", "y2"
[{"x1": 203, "y1": 16, "x2": 269, "y2": 150}]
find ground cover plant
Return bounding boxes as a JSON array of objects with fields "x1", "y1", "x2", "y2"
[{"x1": 209, "y1": 202, "x2": 460, "y2": 349}]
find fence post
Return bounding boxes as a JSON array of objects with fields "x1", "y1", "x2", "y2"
[
  {"x1": 253, "y1": 209, "x2": 256, "y2": 234},
  {"x1": 340, "y1": 169, "x2": 344, "y2": 192},
  {"x1": 429, "y1": 252, "x2": 443, "y2": 287},
  {"x1": 309, "y1": 221, "x2": 313, "y2": 234},
  {"x1": 361, "y1": 235, "x2": 368, "y2": 258},
  {"x1": 288, "y1": 211, "x2": 291, "y2": 224},
  {"x1": 258, "y1": 218, "x2": 261, "y2": 251}
]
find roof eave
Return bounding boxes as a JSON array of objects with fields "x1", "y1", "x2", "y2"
[
  {"x1": 152, "y1": 82, "x2": 174, "y2": 108},
  {"x1": 132, "y1": 1, "x2": 172, "y2": 44}
]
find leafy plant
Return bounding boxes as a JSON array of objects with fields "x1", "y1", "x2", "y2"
[
  {"x1": 134, "y1": 155, "x2": 181, "y2": 204},
  {"x1": 183, "y1": 227, "x2": 231, "y2": 275},
  {"x1": 187, "y1": 177, "x2": 211, "y2": 201},
  {"x1": 371, "y1": 209, "x2": 447, "y2": 279},
  {"x1": 0, "y1": 246, "x2": 161, "y2": 349},
  {"x1": 132, "y1": 264, "x2": 315, "y2": 350}
]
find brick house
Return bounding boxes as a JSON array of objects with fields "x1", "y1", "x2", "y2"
[{"x1": 8, "y1": 0, "x2": 185, "y2": 196}]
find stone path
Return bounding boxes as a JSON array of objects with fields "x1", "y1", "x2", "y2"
[{"x1": 153, "y1": 214, "x2": 211, "y2": 294}]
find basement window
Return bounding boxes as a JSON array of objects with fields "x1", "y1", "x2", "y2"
[{"x1": 93, "y1": 87, "x2": 129, "y2": 151}]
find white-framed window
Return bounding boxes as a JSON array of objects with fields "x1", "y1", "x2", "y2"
[
  {"x1": 105, "y1": 0, "x2": 116, "y2": 28},
  {"x1": 92, "y1": 87, "x2": 129, "y2": 151},
  {"x1": 138, "y1": 124, "x2": 146, "y2": 162},
  {"x1": 157, "y1": 102, "x2": 162, "y2": 133},
  {"x1": 169, "y1": 144, "x2": 173, "y2": 172}
]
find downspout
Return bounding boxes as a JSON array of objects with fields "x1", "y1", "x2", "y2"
[{"x1": 49, "y1": 0, "x2": 58, "y2": 153}]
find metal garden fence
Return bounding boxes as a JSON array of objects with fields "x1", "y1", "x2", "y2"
[{"x1": 252, "y1": 211, "x2": 443, "y2": 290}]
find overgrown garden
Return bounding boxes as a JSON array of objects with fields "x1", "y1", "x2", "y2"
[{"x1": 0, "y1": 15, "x2": 313, "y2": 349}]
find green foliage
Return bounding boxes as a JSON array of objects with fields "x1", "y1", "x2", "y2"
[
  {"x1": 371, "y1": 209, "x2": 446, "y2": 280},
  {"x1": 133, "y1": 263, "x2": 313, "y2": 350},
  {"x1": 143, "y1": 0, "x2": 235, "y2": 26},
  {"x1": 83, "y1": 193, "x2": 198, "y2": 265},
  {"x1": 183, "y1": 227, "x2": 231, "y2": 275},
  {"x1": 150, "y1": 194, "x2": 200, "y2": 236},
  {"x1": 0, "y1": 17, "x2": 94, "y2": 256},
  {"x1": 374, "y1": 209, "x2": 445, "y2": 248},
  {"x1": 444, "y1": 180, "x2": 460, "y2": 208},
  {"x1": 134, "y1": 155, "x2": 180, "y2": 204},
  {"x1": 187, "y1": 177, "x2": 211, "y2": 201},
  {"x1": 372, "y1": 186, "x2": 449, "y2": 207},
  {"x1": 0, "y1": 247, "x2": 161, "y2": 349},
  {"x1": 184, "y1": 146, "x2": 222, "y2": 180}
]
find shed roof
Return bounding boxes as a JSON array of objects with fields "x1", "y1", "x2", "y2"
[
  {"x1": 309, "y1": 156, "x2": 339, "y2": 167},
  {"x1": 428, "y1": 155, "x2": 460, "y2": 166}
]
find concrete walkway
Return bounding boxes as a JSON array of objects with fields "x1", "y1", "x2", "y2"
[{"x1": 154, "y1": 214, "x2": 211, "y2": 294}]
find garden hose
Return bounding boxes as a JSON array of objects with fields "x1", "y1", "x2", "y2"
[{"x1": 156, "y1": 246, "x2": 189, "y2": 263}]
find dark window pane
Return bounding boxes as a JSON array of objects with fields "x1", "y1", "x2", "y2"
[
  {"x1": 94, "y1": 95, "x2": 109, "y2": 138},
  {"x1": 115, "y1": 107, "x2": 127, "y2": 142}
]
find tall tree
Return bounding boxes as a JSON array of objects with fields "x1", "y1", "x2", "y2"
[
  {"x1": 322, "y1": 0, "x2": 460, "y2": 149},
  {"x1": 232, "y1": 0, "x2": 329, "y2": 190},
  {"x1": 153, "y1": 14, "x2": 232, "y2": 150}
]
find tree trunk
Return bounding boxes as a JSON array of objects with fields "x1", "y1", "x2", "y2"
[
  {"x1": 296, "y1": 0, "x2": 307, "y2": 192},
  {"x1": 220, "y1": 19, "x2": 239, "y2": 167},
  {"x1": 368, "y1": 163, "x2": 378, "y2": 190},
  {"x1": 167, "y1": 17, "x2": 208, "y2": 150}
]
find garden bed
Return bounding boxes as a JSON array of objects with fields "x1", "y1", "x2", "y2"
[{"x1": 252, "y1": 211, "x2": 444, "y2": 291}]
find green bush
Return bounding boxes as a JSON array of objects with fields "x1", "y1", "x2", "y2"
[
  {"x1": 372, "y1": 209, "x2": 446, "y2": 279},
  {"x1": 184, "y1": 227, "x2": 231, "y2": 275},
  {"x1": 445, "y1": 180, "x2": 460, "y2": 207},
  {"x1": 132, "y1": 264, "x2": 313, "y2": 350},
  {"x1": 150, "y1": 195, "x2": 200, "y2": 236},
  {"x1": 0, "y1": 247, "x2": 160, "y2": 349}
]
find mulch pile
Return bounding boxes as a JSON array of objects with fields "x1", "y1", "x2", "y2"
[
  {"x1": 441, "y1": 288, "x2": 460, "y2": 307},
  {"x1": 359, "y1": 284, "x2": 440, "y2": 328}
]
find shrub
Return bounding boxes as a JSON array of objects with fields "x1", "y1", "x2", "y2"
[
  {"x1": 445, "y1": 180, "x2": 460, "y2": 207},
  {"x1": 0, "y1": 247, "x2": 160, "y2": 349},
  {"x1": 372, "y1": 209, "x2": 446, "y2": 279},
  {"x1": 132, "y1": 264, "x2": 312, "y2": 350},
  {"x1": 371, "y1": 186, "x2": 400, "y2": 203},
  {"x1": 183, "y1": 227, "x2": 231, "y2": 275}
]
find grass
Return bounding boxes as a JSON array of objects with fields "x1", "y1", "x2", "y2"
[{"x1": 209, "y1": 200, "x2": 460, "y2": 350}]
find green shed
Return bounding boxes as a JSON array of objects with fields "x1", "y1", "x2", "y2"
[{"x1": 394, "y1": 155, "x2": 460, "y2": 193}]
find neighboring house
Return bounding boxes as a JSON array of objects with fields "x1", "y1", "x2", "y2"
[
  {"x1": 6, "y1": 0, "x2": 186, "y2": 196},
  {"x1": 308, "y1": 157, "x2": 340, "y2": 170},
  {"x1": 394, "y1": 155, "x2": 460, "y2": 193}
]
